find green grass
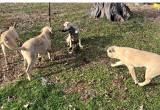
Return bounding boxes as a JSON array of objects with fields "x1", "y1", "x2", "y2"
[{"x1": 1, "y1": 3, "x2": 160, "y2": 110}]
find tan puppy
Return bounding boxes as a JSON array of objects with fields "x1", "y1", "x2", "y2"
[
  {"x1": 19, "y1": 26, "x2": 52, "y2": 81},
  {"x1": 107, "y1": 46, "x2": 160, "y2": 86},
  {"x1": 0, "y1": 26, "x2": 20, "y2": 67}
]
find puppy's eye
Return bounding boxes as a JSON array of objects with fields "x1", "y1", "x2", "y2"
[{"x1": 109, "y1": 50, "x2": 112, "y2": 53}]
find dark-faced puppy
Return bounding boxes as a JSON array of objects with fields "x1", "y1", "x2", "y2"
[{"x1": 62, "y1": 21, "x2": 83, "y2": 54}]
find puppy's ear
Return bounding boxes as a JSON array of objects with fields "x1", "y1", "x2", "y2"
[
  {"x1": 49, "y1": 27, "x2": 52, "y2": 33},
  {"x1": 63, "y1": 21, "x2": 69, "y2": 27}
]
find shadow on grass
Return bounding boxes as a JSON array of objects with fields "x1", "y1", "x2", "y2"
[
  {"x1": 81, "y1": 34, "x2": 125, "y2": 60},
  {"x1": 144, "y1": 77, "x2": 160, "y2": 87},
  {"x1": 39, "y1": 34, "x2": 125, "y2": 77}
]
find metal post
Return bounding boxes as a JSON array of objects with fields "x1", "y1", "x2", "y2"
[{"x1": 49, "y1": 3, "x2": 51, "y2": 27}]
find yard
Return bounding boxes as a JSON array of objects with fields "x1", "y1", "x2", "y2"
[{"x1": 0, "y1": 3, "x2": 160, "y2": 110}]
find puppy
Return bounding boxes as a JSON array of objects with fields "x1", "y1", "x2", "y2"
[
  {"x1": 62, "y1": 21, "x2": 83, "y2": 54},
  {"x1": 19, "y1": 26, "x2": 52, "y2": 81},
  {"x1": 0, "y1": 26, "x2": 20, "y2": 67},
  {"x1": 107, "y1": 46, "x2": 160, "y2": 86}
]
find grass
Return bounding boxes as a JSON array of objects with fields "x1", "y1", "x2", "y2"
[{"x1": 0, "y1": 3, "x2": 160, "y2": 110}]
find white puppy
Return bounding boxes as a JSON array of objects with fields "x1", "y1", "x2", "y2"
[
  {"x1": 107, "y1": 46, "x2": 160, "y2": 86},
  {"x1": 19, "y1": 26, "x2": 52, "y2": 80},
  {"x1": 0, "y1": 26, "x2": 20, "y2": 67}
]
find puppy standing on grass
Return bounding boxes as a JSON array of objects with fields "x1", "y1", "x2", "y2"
[
  {"x1": 19, "y1": 26, "x2": 52, "y2": 81},
  {"x1": 107, "y1": 46, "x2": 160, "y2": 86},
  {"x1": 62, "y1": 22, "x2": 83, "y2": 54},
  {"x1": 0, "y1": 26, "x2": 20, "y2": 67}
]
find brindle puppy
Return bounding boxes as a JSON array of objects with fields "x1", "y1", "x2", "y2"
[{"x1": 62, "y1": 21, "x2": 83, "y2": 54}]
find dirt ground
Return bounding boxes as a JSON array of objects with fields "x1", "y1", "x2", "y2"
[
  {"x1": 0, "y1": 3, "x2": 160, "y2": 86},
  {"x1": 128, "y1": 4, "x2": 160, "y2": 21}
]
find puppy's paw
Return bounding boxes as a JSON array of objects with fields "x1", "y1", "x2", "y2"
[
  {"x1": 80, "y1": 46, "x2": 83, "y2": 49},
  {"x1": 68, "y1": 51, "x2": 73, "y2": 54},
  {"x1": 111, "y1": 64, "x2": 115, "y2": 67},
  {"x1": 50, "y1": 58, "x2": 53, "y2": 61},
  {"x1": 138, "y1": 83, "x2": 144, "y2": 87},
  {"x1": 26, "y1": 74, "x2": 31, "y2": 81},
  {"x1": 27, "y1": 76, "x2": 31, "y2": 81},
  {"x1": 68, "y1": 47, "x2": 73, "y2": 54},
  {"x1": 79, "y1": 45, "x2": 83, "y2": 49},
  {"x1": 134, "y1": 80, "x2": 139, "y2": 85}
]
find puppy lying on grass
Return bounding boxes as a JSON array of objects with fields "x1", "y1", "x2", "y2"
[
  {"x1": 18, "y1": 26, "x2": 52, "y2": 81},
  {"x1": 61, "y1": 21, "x2": 83, "y2": 54},
  {"x1": 0, "y1": 26, "x2": 20, "y2": 67},
  {"x1": 107, "y1": 46, "x2": 160, "y2": 86}
]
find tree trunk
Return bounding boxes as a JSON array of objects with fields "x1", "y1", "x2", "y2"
[{"x1": 89, "y1": 3, "x2": 131, "y2": 22}]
